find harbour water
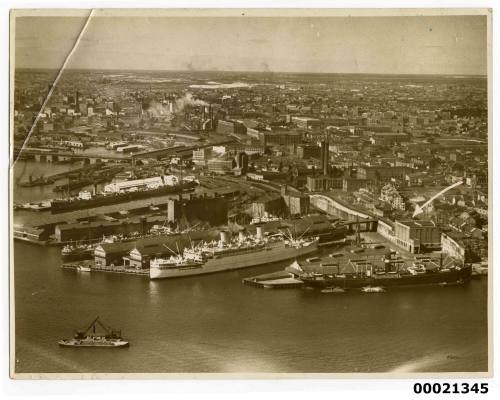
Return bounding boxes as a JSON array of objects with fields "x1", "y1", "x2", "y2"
[
  {"x1": 14, "y1": 240, "x2": 488, "y2": 374},
  {"x1": 13, "y1": 160, "x2": 114, "y2": 205}
]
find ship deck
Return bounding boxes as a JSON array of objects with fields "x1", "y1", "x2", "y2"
[
  {"x1": 243, "y1": 271, "x2": 304, "y2": 289},
  {"x1": 62, "y1": 261, "x2": 149, "y2": 276}
]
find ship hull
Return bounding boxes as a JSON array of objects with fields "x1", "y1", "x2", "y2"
[
  {"x1": 301, "y1": 266, "x2": 472, "y2": 289},
  {"x1": 62, "y1": 250, "x2": 94, "y2": 262},
  {"x1": 51, "y1": 181, "x2": 196, "y2": 213},
  {"x1": 58, "y1": 340, "x2": 129, "y2": 348},
  {"x1": 150, "y1": 241, "x2": 319, "y2": 279}
]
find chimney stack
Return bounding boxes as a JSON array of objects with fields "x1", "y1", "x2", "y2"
[
  {"x1": 320, "y1": 140, "x2": 329, "y2": 176},
  {"x1": 256, "y1": 226, "x2": 263, "y2": 240},
  {"x1": 209, "y1": 105, "x2": 214, "y2": 130}
]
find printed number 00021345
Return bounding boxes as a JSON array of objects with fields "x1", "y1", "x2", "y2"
[{"x1": 413, "y1": 383, "x2": 488, "y2": 394}]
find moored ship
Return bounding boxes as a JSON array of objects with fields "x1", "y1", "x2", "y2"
[
  {"x1": 61, "y1": 243, "x2": 95, "y2": 261},
  {"x1": 50, "y1": 180, "x2": 197, "y2": 213},
  {"x1": 58, "y1": 316, "x2": 129, "y2": 348},
  {"x1": 298, "y1": 251, "x2": 472, "y2": 289},
  {"x1": 149, "y1": 226, "x2": 319, "y2": 279}
]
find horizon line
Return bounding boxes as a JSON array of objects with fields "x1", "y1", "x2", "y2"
[{"x1": 14, "y1": 67, "x2": 487, "y2": 78}]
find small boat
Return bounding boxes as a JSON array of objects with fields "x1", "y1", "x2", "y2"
[
  {"x1": 321, "y1": 286, "x2": 346, "y2": 294},
  {"x1": 58, "y1": 316, "x2": 129, "y2": 348},
  {"x1": 361, "y1": 286, "x2": 386, "y2": 293},
  {"x1": 438, "y1": 280, "x2": 463, "y2": 286},
  {"x1": 77, "y1": 265, "x2": 92, "y2": 272}
]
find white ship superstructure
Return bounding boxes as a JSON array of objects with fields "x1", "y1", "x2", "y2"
[{"x1": 150, "y1": 226, "x2": 319, "y2": 279}]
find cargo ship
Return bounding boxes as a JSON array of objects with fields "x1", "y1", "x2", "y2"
[
  {"x1": 149, "y1": 226, "x2": 319, "y2": 279},
  {"x1": 50, "y1": 180, "x2": 197, "y2": 213},
  {"x1": 18, "y1": 175, "x2": 54, "y2": 187},
  {"x1": 297, "y1": 250, "x2": 471, "y2": 289},
  {"x1": 53, "y1": 177, "x2": 96, "y2": 192},
  {"x1": 58, "y1": 316, "x2": 129, "y2": 348}
]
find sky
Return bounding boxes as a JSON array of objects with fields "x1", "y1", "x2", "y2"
[{"x1": 14, "y1": 14, "x2": 487, "y2": 75}]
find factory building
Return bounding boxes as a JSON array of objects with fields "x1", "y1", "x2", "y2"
[
  {"x1": 260, "y1": 131, "x2": 302, "y2": 147},
  {"x1": 281, "y1": 185, "x2": 310, "y2": 216},
  {"x1": 342, "y1": 178, "x2": 371, "y2": 192},
  {"x1": 216, "y1": 119, "x2": 247, "y2": 135},
  {"x1": 251, "y1": 194, "x2": 285, "y2": 219},
  {"x1": 167, "y1": 196, "x2": 228, "y2": 226},
  {"x1": 207, "y1": 157, "x2": 236, "y2": 174},
  {"x1": 357, "y1": 165, "x2": 412, "y2": 183},
  {"x1": 291, "y1": 116, "x2": 322, "y2": 130},
  {"x1": 297, "y1": 144, "x2": 321, "y2": 160},
  {"x1": 306, "y1": 176, "x2": 343, "y2": 192},
  {"x1": 233, "y1": 152, "x2": 249, "y2": 175},
  {"x1": 394, "y1": 220, "x2": 441, "y2": 253},
  {"x1": 192, "y1": 147, "x2": 213, "y2": 166}
]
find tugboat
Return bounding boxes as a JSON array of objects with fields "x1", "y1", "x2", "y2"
[{"x1": 58, "y1": 316, "x2": 129, "y2": 348}]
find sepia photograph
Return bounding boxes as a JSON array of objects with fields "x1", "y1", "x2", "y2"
[{"x1": 9, "y1": 7, "x2": 491, "y2": 378}]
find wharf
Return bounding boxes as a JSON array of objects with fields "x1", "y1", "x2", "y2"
[
  {"x1": 13, "y1": 195, "x2": 174, "y2": 227},
  {"x1": 243, "y1": 271, "x2": 304, "y2": 289},
  {"x1": 472, "y1": 264, "x2": 488, "y2": 278},
  {"x1": 17, "y1": 163, "x2": 107, "y2": 187},
  {"x1": 12, "y1": 235, "x2": 48, "y2": 246}
]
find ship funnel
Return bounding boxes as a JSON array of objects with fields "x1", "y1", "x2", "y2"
[
  {"x1": 220, "y1": 230, "x2": 228, "y2": 244},
  {"x1": 256, "y1": 226, "x2": 263, "y2": 240}
]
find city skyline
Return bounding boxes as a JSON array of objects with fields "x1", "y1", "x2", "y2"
[{"x1": 15, "y1": 15, "x2": 487, "y2": 75}]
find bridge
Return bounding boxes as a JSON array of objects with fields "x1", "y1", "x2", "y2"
[
  {"x1": 15, "y1": 147, "x2": 128, "y2": 165},
  {"x1": 309, "y1": 193, "x2": 378, "y2": 232}
]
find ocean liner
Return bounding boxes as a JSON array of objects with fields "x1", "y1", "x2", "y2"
[{"x1": 149, "y1": 226, "x2": 319, "y2": 279}]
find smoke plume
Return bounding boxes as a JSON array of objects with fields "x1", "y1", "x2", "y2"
[
  {"x1": 146, "y1": 93, "x2": 207, "y2": 117},
  {"x1": 175, "y1": 93, "x2": 208, "y2": 109}
]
